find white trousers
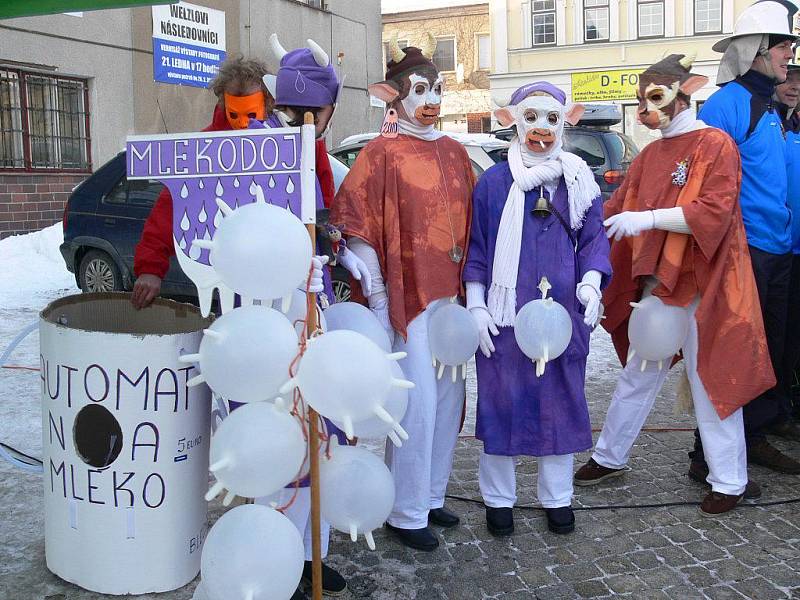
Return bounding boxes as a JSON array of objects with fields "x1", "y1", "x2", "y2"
[
  {"x1": 479, "y1": 452, "x2": 574, "y2": 508},
  {"x1": 386, "y1": 298, "x2": 466, "y2": 528},
  {"x1": 257, "y1": 487, "x2": 330, "y2": 561},
  {"x1": 593, "y1": 293, "x2": 747, "y2": 496}
]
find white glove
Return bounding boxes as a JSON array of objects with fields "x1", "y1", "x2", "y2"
[
  {"x1": 470, "y1": 306, "x2": 499, "y2": 358},
  {"x1": 576, "y1": 270, "x2": 602, "y2": 327},
  {"x1": 372, "y1": 305, "x2": 395, "y2": 345},
  {"x1": 604, "y1": 211, "x2": 655, "y2": 241},
  {"x1": 337, "y1": 247, "x2": 372, "y2": 297},
  {"x1": 307, "y1": 255, "x2": 329, "y2": 294}
]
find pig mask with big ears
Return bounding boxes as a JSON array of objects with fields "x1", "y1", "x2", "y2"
[
  {"x1": 369, "y1": 34, "x2": 444, "y2": 131},
  {"x1": 494, "y1": 82, "x2": 584, "y2": 162}
]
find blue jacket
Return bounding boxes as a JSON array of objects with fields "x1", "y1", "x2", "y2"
[
  {"x1": 785, "y1": 113, "x2": 800, "y2": 254},
  {"x1": 699, "y1": 71, "x2": 792, "y2": 255}
]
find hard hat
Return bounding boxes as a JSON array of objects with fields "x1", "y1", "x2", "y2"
[{"x1": 713, "y1": 0, "x2": 799, "y2": 53}]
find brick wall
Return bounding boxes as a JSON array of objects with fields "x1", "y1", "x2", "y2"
[
  {"x1": 467, "y1": 112, "x2": 491, "y2": 134},
  {"x1": 0, "y1": 173, "x2": 88, "y2": 239}
]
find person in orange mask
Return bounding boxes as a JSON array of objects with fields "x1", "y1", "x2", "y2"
[{"x1": 131, "y1": 56, "x2": 338, "y2": 308}]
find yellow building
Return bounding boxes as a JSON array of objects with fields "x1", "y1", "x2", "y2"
[
  {"x1": 489, "y1": 0, "x2": 755, "y2": 147},
  {"x1": 382, "y1": 2, "x2": 493, "y2": 132}
]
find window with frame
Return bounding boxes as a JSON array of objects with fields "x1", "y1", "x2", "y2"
[
  {"x1": 477, "y1": 34, "x2": 491, "y2": 70},
  {"x1": 637, "y1": 0, "x2": 664, "y2": 38},
  {"x1": 433, "y1": 38, "x2": 456, "y2": 71},
  {"x1": 532, "y1": 0, "x2": 557, "y2": 46},
  {"x1": 585, "y1": 0, "x2": 610, "y2": 41},
  {"x1": 0, "y1": 67, "x2": 91, "y2": 171},
  {"x1": 695, "y1": 0, "x2": 722, "y2": 34}
]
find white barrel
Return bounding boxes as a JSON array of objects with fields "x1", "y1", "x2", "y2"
[{"x1": 40, "y1": 293, "x2": 212, "y2": 595}]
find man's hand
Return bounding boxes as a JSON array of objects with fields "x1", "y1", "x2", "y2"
[
  {"x1": 576, "y1": 282, "x2": 601, "y2": 327},
  {"x1": 470, "y1": 306, "x2": 499, "y2": 358},
  {"x1": 131, "y1": 274, "x2": 162, "y2": 309},
  {"x1": 604, "y1": 211, "x2": 655, "y2": 241},
  {"x1": 337, "y1": 247, "x2": 372, "y2": 297},
  {"x1": 308, "y1": 255, "x2": 330, "y2": 293}
]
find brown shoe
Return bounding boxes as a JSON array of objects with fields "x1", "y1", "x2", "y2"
[
  {"x1": 699, "y1": 491, "x2": 742, "y2": 517},
  {"x1": 767, "y1": 420, "x2": 800, "y2": 443},
  {"x1": 574, "y1": 458, "x2": 626, "y2": 486},
  {"x1": 747, "y1": 439, "x2": 800, "y2": 474},
  {"x1": 687, "y1": 461, "x2": 762, "y2": 500}
]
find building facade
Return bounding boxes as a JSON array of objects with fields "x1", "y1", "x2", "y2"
[
  {"x1": 489, "y1": 0, "x2": 754, "y2": 148},
  {"x1": 382, "y1": 2, "x2": 492, "y2": 133},
  {"x1": 0, "y1": 0, "x2": 382, "y2": 238}
]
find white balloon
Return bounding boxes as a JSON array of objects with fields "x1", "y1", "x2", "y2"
[
  {"x1": 186, "y1": 305, "x2": 298, "y2": 403},
  {"x1": 201, "y1": 504, "x2": 304, "y2": 600},
  {"x1": 278, "y1": 288, "x2": 327, "y2": 339},
  {"x1": 282, "y1": 330, "x2": 412, "y2": 440},
  {"x1": 207, "y1": 201, "x2": 312, "y2": 301},
  {"x1": 628, "y1": 295, "x2": 689, "y2": 363},
  {"x1": 428, "y1": 303, "x2": 480, "y2": 366},
  {"x1": 514, "y1": 298, "x2": 572, "y2": 376},
  {"x1": 323, "y1": 301, "x2": 392, "y2": 351},
  {"x1": 319, "y1": 445, "x2": 395, "y2": 550},
  {"x1": 208, "y1": 402, "x2": 306, "y2": 501},
  {"x1": 332, "y1": 362, "x2": 409, "y2": 446}
]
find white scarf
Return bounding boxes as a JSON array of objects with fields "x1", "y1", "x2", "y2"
[
  {"x1": 660, "y1": 109, "x2": 707, "y2": 138},
  {"x1": 487, "y1": 137, "x2": 600, "y2": 326},
  {"x1": 397, "y1": 119, "x2": 444, "y2": 141}
]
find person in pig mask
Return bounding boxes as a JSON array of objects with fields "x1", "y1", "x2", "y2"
[
  {"x1": 574, "y1": 54, "x2": 773, "y2": 517},
  {"x1": 462, "y1": 81, "x2": 611, "y2": 536}
]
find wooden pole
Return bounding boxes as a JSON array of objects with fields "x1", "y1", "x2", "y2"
[{"x1": 303, "y1": 111, "x2": 324, "y2": 600}]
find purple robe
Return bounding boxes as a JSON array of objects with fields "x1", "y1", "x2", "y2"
[{"x1": 463, "y1": 162, "x2": 611, "y2": 456}]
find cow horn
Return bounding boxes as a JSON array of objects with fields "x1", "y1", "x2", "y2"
[
  {"x1": 269, "y1": 33, "x2": 288, "y2": 60},
  {"x1": 307, "y1": 38, "x2": 329, "y2": 67},
  {"x1": 421, "y1": 32, "x2": 437, "y2": 60},
  {"x1": 387, "y1": 32, "x2": 405, "y2": 64},
  {"x1": 678, "y1": 52, "x2": 696, "y2": 70}
]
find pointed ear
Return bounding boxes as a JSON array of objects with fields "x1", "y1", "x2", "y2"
[
  {"x1": 679, "y1": 74, "x2": 708, "y2": 96},
  {"x1": 263, "y1": 74, "x2": 277, "y2": 99},
  {"x1": 368, "y1": 81, "x2": 401, "y2": 103},
  {"x1": 564, "y1": 103, "x2": 585, "y2": 126},
  {"x1": 494, "y1": 107, "x2": 516, "y2": 127}
]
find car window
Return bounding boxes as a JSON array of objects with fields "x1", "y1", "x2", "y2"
[
  {"x1": 333, "y1": 149, "x2": 361, "y2": 168},
  {"x1": 604, "y1": 131, "x2": 639, "y2": 166},
  {"x1": 103, "y1": 177, "x2": 127, "y2": 205},
  {"x1": 563, "y1": 132, "x2": 606, "y2": 167},
  {"x1": 128, "y1": 179, "x2": 163, "y2": 207},
  {"x1": 471, "y1": 160, "x2": 484, "y2": 177}
]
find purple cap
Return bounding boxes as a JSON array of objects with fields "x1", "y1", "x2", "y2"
[
  {"x1": 276, "y1": 48, "x2": 340, "y2": 108},
  {"x1": 509, "y1": 81, "x2": 566, "y2": 106}
]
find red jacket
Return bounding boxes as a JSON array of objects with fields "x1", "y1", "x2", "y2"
[{"x1": 134, "y1": 105, "x2": 336, "y2": 278}]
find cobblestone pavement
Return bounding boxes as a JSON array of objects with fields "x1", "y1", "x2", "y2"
[{"x1": 2, "y1": 329, "x2": 800, "y2": 599}]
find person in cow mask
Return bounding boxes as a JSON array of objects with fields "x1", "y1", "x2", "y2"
[
  {"x1": 462, "y1": 82, "x2": 611, "y2": 536},
  {"x1": 331, "y1": 36, "x2": 474, "y2": 551},
  {"x1": 573, "y1": 54, "x2": 773, "y2": 517}
]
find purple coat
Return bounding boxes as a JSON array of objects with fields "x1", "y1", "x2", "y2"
[{"x1": 463, "y1": 162, "x2": 611, "y2": 456}]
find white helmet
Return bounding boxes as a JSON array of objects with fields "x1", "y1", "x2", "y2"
[{"x1": 713, "y1": 0, "x2": 799, "y2": 52}]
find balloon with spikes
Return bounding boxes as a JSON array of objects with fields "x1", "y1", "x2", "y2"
[
  {"x1": 280, "y1": 329, "x2": 413, "y2": 440},
  {"x1": 427, "y1": 300, "x2": 479, "y2": 383},
  {"x1": 192, "y1": 187, "x2": 311, "y2": 305},
  {"x1": 627, "y1": 295, "x2": 689, "y2": 371},
  {"x1": 204, "y1": 402, "x2": 306, "y2": 506},
  {"x1": 200, "y1": 504, "x2": 304, "y2": 600},
  {"x1": 319, "y1": 445, "x2": 395, "y2": 551},
  {"x1": 322, "y1": 301, "x2": 392, "y2": 351},
  {"x1": 181, "y1": 305, "x2": 298, "y2": 405},
  {"x1": 513, "y1": 276, "x2": 573, "y2": 377}
]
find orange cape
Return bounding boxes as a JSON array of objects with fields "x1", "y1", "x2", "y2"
[{"x1": 602, "y1": 127, "x2": 774, "y2": 419}]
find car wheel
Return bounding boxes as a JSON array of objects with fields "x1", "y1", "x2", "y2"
[
  {"x1": 79, "y1": 250, "x2": 123, "y2": 293},
  {"x1": 332, "y1": 278, "x2": 351, "y2": 303}
]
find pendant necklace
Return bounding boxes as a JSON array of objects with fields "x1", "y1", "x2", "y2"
[{"x1": 408, "y1": 137, "x2": 464, "y2": 263}]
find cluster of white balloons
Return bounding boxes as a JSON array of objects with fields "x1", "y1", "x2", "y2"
[{"x1": 178, "y1": 184, "x2": 422, "y2": 600}]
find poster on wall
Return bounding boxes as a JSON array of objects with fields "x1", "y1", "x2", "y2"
[
  {"x1": 571, "y1": 69, "x2": 642, "y2": 103},
  {"x1": 152, "y1": 1, "x2": 226, "y2": 88}
]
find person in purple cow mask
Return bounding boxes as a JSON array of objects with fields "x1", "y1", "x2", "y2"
[{"x1": 462, "y1": 81, "x2": 611, "y2": 537}]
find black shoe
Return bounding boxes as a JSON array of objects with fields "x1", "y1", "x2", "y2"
[
  {"x1": 688, "y1": 460, "x2": 762, "y2": 500},
  {"x1": 485, "y1": 506, "x2": 514, "y2": 536},
  {"x1": 385, "y1": 523, "x2": 439, "y2": 551},
  {"x1": 428, "y1": 506, "x2": 460, "y2": 528},
  {"x1": 767, "y1": 420, "x2": 800, "y2": 442},
  {"x1": 302, "y1": 561, "x2": 347, "y2": 596},
  {"x1": 545, "y1": 506, "x2": 575, "y2": 535},
  {"x1": 748, "y1": 439, "x2": 800, "y2": 474},
  {"x1": 291, "y1": 589, "x2": 306, "y2": 600}
]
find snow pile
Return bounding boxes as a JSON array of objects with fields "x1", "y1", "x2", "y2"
[{"x1": 0, "y1": 224, "x2": 79, "y2": 310}]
